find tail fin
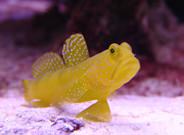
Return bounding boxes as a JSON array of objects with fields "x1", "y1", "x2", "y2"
[
  {"x1": 22, "y1": 80, "x2": 31, "y2": 102},
  {"x1": 22, "y1": 80, "x2": 49, "y2": 107},
  {"x1": 23, "y1": 80, "x2": 29, "y2": 90}
]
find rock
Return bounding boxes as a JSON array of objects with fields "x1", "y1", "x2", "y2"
[
  {"x1": 138, "y1": 0, "x2": 184, "y2": 68},
  {"x1": 0, "y1": 94, "x2": 184, "y2": 135}
]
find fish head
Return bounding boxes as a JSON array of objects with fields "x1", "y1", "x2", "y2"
[
  {"x1": 106, "y1": 42, "x2": 140, "y2": 90},
  {"x1": 83, "y1": 42, "x2": 140, "y2": 96}
]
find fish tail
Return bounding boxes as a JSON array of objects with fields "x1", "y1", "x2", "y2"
[
  {"x1": 23, "y1": 80, "x2": 29, "y2": 90},
  {"x1": 22, "y1": 80, "x2": 50, "y2": 107},
  {"x1": 22, "y1": 79, "x2": 32, "y2": 102}
]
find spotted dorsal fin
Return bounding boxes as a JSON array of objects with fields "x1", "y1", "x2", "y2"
[
  {"x1": 62, "y1": 33, "x2": 89, "y2": 67},
  {"x1": 32, "y1": 52, "x2": 64, "y2": 78}
]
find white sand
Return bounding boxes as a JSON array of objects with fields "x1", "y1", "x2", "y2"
[{"x1": 0, "y1": 95, "x2": 184, "y2": 135}]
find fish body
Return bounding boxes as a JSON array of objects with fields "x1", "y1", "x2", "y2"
[{"x1": 23, "y1": 33, "x2": 140, "y2": 122}]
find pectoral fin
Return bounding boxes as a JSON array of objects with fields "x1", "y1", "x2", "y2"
[{"x1": 77, "y1": 100, "x2": 111, "y2": 122}]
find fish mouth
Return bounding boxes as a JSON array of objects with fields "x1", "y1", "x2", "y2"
[{"x1": 111, "y1": 57, "x2": 140, "y2": 81}]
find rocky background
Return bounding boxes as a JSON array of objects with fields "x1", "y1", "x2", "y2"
[{"x1": 0, "y1": 0, "x2": 184, "y2": 134}]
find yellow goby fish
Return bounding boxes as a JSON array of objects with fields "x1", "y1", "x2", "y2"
[{"x1": 23, "y1": 33, "x2": 140, "y2": 122}]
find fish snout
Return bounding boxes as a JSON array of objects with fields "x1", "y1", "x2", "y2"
[{"x1": 113, "y1": 56, "x2": 140, "y2": 82}]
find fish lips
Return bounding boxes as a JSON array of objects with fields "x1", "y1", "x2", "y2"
[{"x1": 111, "y1": 56, "x2": 140, "y2": 83}]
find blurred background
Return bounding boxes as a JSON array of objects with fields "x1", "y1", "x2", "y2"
[{"x1": 0, "y1": 0, "x2": 184, "y2": 97}]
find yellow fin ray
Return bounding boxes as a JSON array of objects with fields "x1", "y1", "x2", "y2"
[
  {"x1": 62, "y1": 33, "x2": 89, "y2": 67},
  {"x1": 32, "y1": 52, "x2": 64, "y2": 78},
  {"x1": 77, "y1": 100, "x2": 111, "y2": 122}
]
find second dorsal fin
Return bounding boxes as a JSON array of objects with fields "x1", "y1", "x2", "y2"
[
  {"x1": 62, "y1": 33, "x2": 89, "y2": 67},
  {"x1": 32, "y1": 52, "x2": 65, "y2": 78}
]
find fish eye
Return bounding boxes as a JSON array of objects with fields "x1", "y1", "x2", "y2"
[
  {"x1": 109, "y1": 43, "x2": 118, "y2": 55},
  {"x1": 110, "y1": 48, "x2": 115, "y2": 54}
]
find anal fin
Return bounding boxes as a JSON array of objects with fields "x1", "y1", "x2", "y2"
[{"x1": 77, "y1": 100, "x2": 111, "y2": 122}]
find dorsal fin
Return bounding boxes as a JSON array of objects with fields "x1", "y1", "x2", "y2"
[
  {"x1": 32, "y1": 52, "x2": 64, "y2": 78},
  {"x1": 62, "y1": 33, "x2": 89, "y2": 67}
]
